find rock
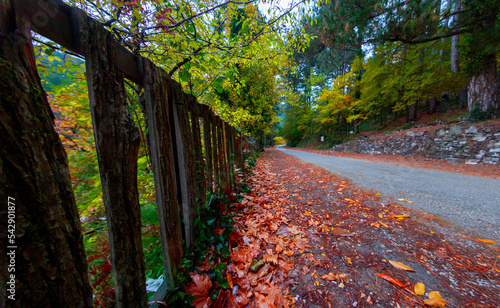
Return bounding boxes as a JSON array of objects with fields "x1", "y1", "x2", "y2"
[
  {"x1": 435, "y1": 128, "x2": 446, "y2": 137},
  {"x1": 446, "y1": 157, "x2": 464, "y2": 163},
  {"x1": 406, "y1": 131, "x2": 416, "y2": 137},
  {"x1": 465, "y1": 126, "x2": 478, "y2": 134},
  {"x1": 490, "y1": 148, "x2": 500, "y2": 153},
  {"x1": 472, "y1": 135, "x2": 487, "y2": 142},
  {"x1": 449, "y1": 125, "x2": 462, "y2": 136},
  {"x1": 465, "y1": 159, "x2": 479, "y2": 165},
  {"x1": 416, "y1": 131, "x2": 426, "y2": 137}
]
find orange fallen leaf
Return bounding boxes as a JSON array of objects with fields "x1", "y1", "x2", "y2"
[
  {"x1": 304, "y1": 211, "x2": 311, "y2": 217},
  {"x1": 414, "y1": 282, "x2": 425, "y2": 295},
  {"x1": 358, "y1": 174, "x2": 363, "y2": 176},
  {"x1": 324, "y1": 225, "x2": 330, "y2": 232},
  {"x1": 226, "y1": 272, "x2": 233, "y2": 289},
  {"x1": 397, "y1": 199, "x2": 414, "y2": 203},
  {"x1": 378, "y1": 214, "x2": 384, "y2": 218},
  {"x1": 284, "y1": 250, "x2": 295, "y2": 256},
  {"x1": 389, "y1": 260, "x2": 414, "y2": 272},
  {"x1": 370, "y1": 222, "x2": 381, "y2": 229},
  {"x1": 186, "y1": 272, "x2": 213, "y2": 308},
  {"x1": 379, "y1": 221, "x2": 389, "y2": 228},
  {"x1": 424, "y1": 291, "x2": 446, "y2": 307},
  {"x1": 321, "y1": 273, "x2": 336, "y2": 281},
  {"x1": 263, "y1": 254, "x2": 278, "y2": 265},
  {"x1": 393, "y1": 214, "x2": 410, "y2": 219},
  {"x1": 298, "y1": 197, "x2": 302, "y2": 200},
  {"x1": 276, "y1": 243, "x2": 283, "y2": 254},
  {"x1": 475, "y1": 238, "x2": 497, "y2": 244},
  {"x1": 345, "y1": 257, "x2": 352, "y2": 265},
  {"x1": 376, "y1": 273, "x2": 406, "y2": 288}
]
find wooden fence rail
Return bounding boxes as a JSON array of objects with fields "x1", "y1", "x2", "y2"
[{"x1": 1, "y1": 0, "x2": 255, "y2": 306}]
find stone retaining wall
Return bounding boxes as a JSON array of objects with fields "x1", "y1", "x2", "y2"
[{"x1": 331, "y1": 122, "x2": 500, "y2": 165}]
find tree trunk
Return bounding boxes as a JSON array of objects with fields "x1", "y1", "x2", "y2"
[
  {"x1": 408, "y1": 103, "x2": 418, "y2": 122},
  {"x1": 451, "y1": 0, "x2": 461, "y2": 73},
  {"x1": 0, "y1": 1, "x2": 91, "y2": 306},
  {"x1": 467, "y1": 54, "x2": 499, "y2": 117},
  {"x1": 429, "y1": 98, "x2": 439, "y2": 113}
]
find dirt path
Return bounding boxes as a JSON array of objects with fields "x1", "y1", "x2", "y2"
[{"x1": 227, "y1": 148, "x2": 500, "y2": 307}]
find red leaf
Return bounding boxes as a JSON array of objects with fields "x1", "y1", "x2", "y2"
[
  {"x1": 376, "y1": 273, "x2": 406, "y2": 288},
  {"x1": 186, "y1": 272, "x2": 212, "y2": 308}
]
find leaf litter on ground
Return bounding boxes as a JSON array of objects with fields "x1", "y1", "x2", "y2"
[{"x1": 187, "y1": 148, "x2": 500, "y2": 307}]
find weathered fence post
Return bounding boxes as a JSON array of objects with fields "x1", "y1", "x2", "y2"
[
  {"x1": 202, "y1": 105, "x2": 213, "y2": 191},
  {"x1": 189, "y1": 97, "x2": 206, "y2": 209},
  {"x1": 169, "y1": 82, "x2": 197, "y2": 248},
  {"x1": 0, "y1": 1, "x2": 92, "y2": 306},
  {"x1": 216, "y1": 116, "x2": 227, "y2": 190},
  {"x1": 78, "y1": 12, "x2": 147, "y2": 307},
  {"x1": 141, "y1": 60, "x2": 183, "y2": 290},
  {"x1": 211, "y1": 112, "x2": 220, "y2": 189}
]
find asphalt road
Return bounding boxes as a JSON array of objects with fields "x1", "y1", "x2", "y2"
[{"x1": 277, "y1": 146, "x2": 500, "y2": 243}]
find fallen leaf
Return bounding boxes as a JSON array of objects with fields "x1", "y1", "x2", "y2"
[
  {"x1": 397, "y1": 199, "x2": 414, "y2": 203},
  {"x1": 321, "y1": 273, "x2": 336, "y2": 281},
  {"x1": 414, "y1": 282, "x2": 425, "y2": 295},
  {"x1": 475, "y1": 238, "x2": 497, "y2": 244},
  {"x1": 379, "y1": 221, "x2": 389, "y2": 228},
  {"x1": 424, "y1": 291, "x2": 446, "y2": 307},
  {"x1": 376, "y1": 273, "x2": 406, "y2": 288},
  {"x1": 276, "y1": 243, "x2": 283, "y2": 254},
  {"x1": 226, "y1": 272, "x2": 233, "y2": 289},
  {"x1": 186, "y1": 272, "x2": 213, "y2": 308},
  {"x1": 284, "y1": 250, "x2": 295, "y2": 256},
  {"x1": 389, "y1": 260, "x2": 414, "y2": 272},
  {"x1": 358, "y1": 174, "x2": 363, "y2": 176},
  {"x1": 250, "y1": 258, "x2": 265, "y2": 272},
  {"x1": 263, "y1": 254, "x2": 278, "y2": 265},
  {"x1": 393, "y1": 214, "x2": 410, "y2": 219},
  {"x1": 315, "y1": 280, "x2": 320, "y2": 286},
  {"x1": 320, "y1": 272, "x2": 349, "y2": 282},
  {"x1": 370, "y1": 222, "x2": 381, "y2": 229},
  {"x1": 304, "y1": 211, "x2": 311, "y2": 217},
  {"x1": 345, "y1": 257, "x2": 352, "y2": 265},
  {"x1": 378, "y1": 214, "x2": 384, "y2": 218}
]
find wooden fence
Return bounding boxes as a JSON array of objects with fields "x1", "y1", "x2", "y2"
[{"x1": 1, "y1": 0, "x2": 253, "y2": 306}]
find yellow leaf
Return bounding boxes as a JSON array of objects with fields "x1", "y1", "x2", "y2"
[
  {"x1": 389, "y1": 260, "x2": 415, "y2": 272},
  {"x1": 393, "y1": 214, "x2": 410, "y2": 219},
  {"x1": 379, "y1": 214, "x2": 384, "y2": 218},
  {"x1": 376, "y1": 193, "x2": 381, "y2": 196},
  {"x1": 429, "y1": 291, "x2": 442, "y2": 299},
  {"x1": 397, "y1": 198, "x2": 414, "y2": 203},
  {"x1": 414, "y1": 282, "x2": 425, "y2": 295},
  {"x1": 315, "y1": 280, "x2": 319, "y2": 286},
  {"x1": 475, "y1": 238, "x2": 497, "y2": 244}
]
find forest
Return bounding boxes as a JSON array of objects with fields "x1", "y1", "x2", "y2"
[{"x1": 1, "y1": 0, "x2": 499, "y2": 307}]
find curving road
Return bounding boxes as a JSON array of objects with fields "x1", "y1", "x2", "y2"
[{"x1": 277, "y1": 146, "x2": 500, "y2": 243}]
